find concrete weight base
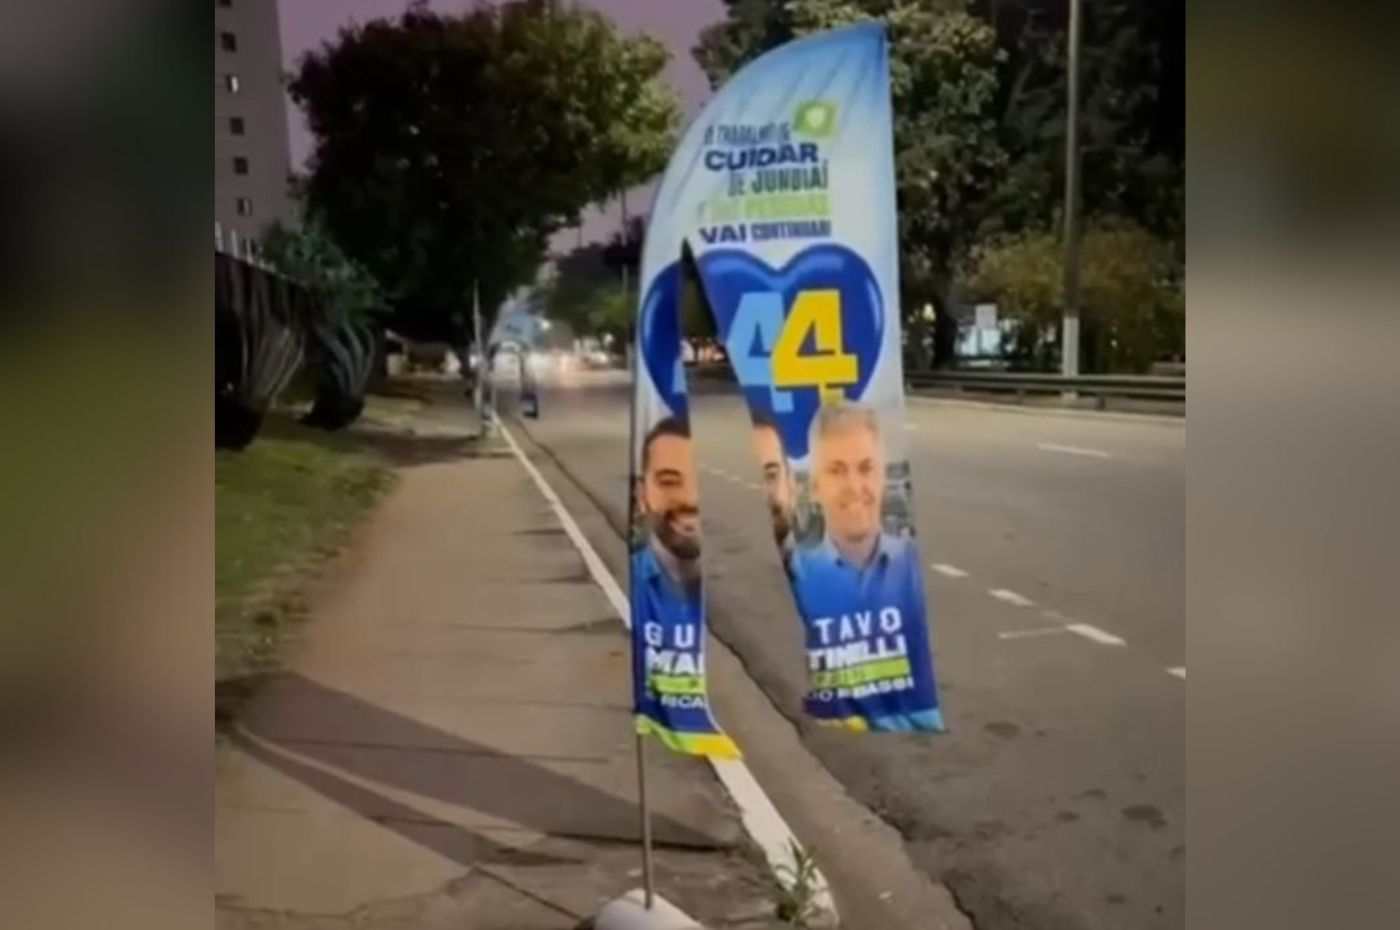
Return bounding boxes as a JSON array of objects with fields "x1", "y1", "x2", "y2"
[{"x1": 593, "y1": 888, "x2": 705, "y2": 930}]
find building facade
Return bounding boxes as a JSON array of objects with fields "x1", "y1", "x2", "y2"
[{"x1": 214, "y1": 0, "x2": 294, "y2": 259}]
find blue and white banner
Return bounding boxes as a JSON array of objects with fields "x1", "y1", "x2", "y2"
[{"x1": 629, "y1": 23, "x2": 944, "y2": 755}]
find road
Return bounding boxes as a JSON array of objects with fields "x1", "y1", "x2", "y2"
[{"x1": 508, "y1": 369, "x2": 1183, "y2": 930}]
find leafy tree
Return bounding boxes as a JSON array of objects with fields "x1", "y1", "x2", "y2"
[
  {"x1": 961, "y1": 217, "x2": 1182, "y2": 373},
  {"x1": 289, "y1": 0, "x2": 680, "y2": 347},
  {"x1": 693, "y1": 0, "x2": 799, "y2": 86},
  {"x1": 695, "y1": 0, "x2": 1183, "y2": 366},
  {"x1": 543, "y1": 243, "x2": 616, "y2": 336},
  {"x1": 262, "y1": 213, "x2": 387, "y2": 429},
  {"x1": 974, "y1": 0, "x2": 1180, "y2": 243}
]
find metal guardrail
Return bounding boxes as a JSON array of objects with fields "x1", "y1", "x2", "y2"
[{"x1": 905, "y1": 370, "x2": 1185, "y2": 408}]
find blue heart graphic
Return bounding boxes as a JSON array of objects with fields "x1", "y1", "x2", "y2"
[{"x1": 638, "y1": 244, "x2": 884, "y2": 460}]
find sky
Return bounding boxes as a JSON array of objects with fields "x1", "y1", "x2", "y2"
[{"x1": 276, "y1": 0, "x2": 728, "y2": 248}]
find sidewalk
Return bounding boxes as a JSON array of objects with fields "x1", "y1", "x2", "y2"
[{"x1": 215, "y1": 403, "x2": 783, "y2": 929}]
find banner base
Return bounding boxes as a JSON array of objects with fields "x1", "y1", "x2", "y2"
[{"x1": 595, "y1": 889, "x2": 705, "y2": 930}]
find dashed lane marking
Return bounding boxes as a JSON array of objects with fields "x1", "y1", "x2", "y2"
[
  {"x1": 1037, "y1": 442, "x2": 1111, "y2": 459},
  {"x1": 988, "y1": 588, "x2": 1035, "y2": 608},
  {"x1": 1065, "y1": 623, "x2": 1128, "y2": 646},
  {"x1": 998, "y1": 627, "x2": 1071, "y2": 641}
]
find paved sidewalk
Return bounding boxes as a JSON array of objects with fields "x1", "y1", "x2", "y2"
[{"x1": 216, "y1": 407, "x2": 782, "y2": 929}]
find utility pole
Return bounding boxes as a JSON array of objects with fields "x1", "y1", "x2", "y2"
[{"x1": 1061, "y1": 0, "x2": 1083, "y2": 379}]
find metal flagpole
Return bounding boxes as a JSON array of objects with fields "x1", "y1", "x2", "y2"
[
  {"x1": 473, "y1": 281, "x2": 488, "y2": 436},
  {"x1": 1060, "y1": 0, "x2": 1083, "y2": 384},
  {"x1": 473, "y1": 281, "x2": 484, "y2": 431},
  {"x1": 635, "y1": 729, "x2": 656, "y2": 908},
  {"x1": 624, "y1": 277, "x2": 655, "y2": 910}
]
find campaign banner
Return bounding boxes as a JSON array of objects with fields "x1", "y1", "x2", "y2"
[{"x1": 630, "y1": 22, "x2": 944, "y2": 746}]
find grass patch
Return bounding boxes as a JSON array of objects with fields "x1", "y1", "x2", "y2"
[{"x1": 216, "y1": 415, "x2": 396, "y2": 720}]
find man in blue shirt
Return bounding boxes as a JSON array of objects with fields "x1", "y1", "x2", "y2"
[
  {"x1": 629, "y1": 416, "x2": 736, "y2": 754},
  {"x1": 789, "y1": 402, "x2": 943, "y2": 731},
  {"x1": 632, "y1": 416, "x2": 703, "y2": 616},
  {"x1": 750, "y1": 411, "x2": 798, "y2": 575}
]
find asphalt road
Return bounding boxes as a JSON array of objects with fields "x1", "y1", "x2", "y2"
[{"x1": 508, "y1": 369, "x2": 1184, "y2": 930}]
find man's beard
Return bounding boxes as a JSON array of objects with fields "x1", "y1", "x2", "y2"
[
  {"x1": 651, "y1": 507, "x2": 701, "y2": 560},
  {"x1": 769, "y1": 502, "x2": 791, "y2": 546}
]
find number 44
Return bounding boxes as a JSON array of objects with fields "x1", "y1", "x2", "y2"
[{"x1": 724, "y1": 289, "x2": 859, "y2": 410}]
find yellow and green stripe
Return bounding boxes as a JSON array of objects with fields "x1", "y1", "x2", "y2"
[{"x1": 635, "y1": 716, "x2": 741, "y2": 759}]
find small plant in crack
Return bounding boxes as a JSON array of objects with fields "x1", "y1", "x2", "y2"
[{"x1": 772, "y1": 840, "x2": 821, "y2": 927}]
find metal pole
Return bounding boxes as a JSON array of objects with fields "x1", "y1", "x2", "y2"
[
  {"x1": 635, "y1": 730, "x2": 656, "y2": 908},
  {"x1": 1061, "y1": 0, "x2": 1083, "y2": 380},
  {"x1": 623, "y1": 324, "x2": 653, "y2": 909}
]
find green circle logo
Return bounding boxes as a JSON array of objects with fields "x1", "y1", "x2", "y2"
[{"x1": 795, "y1": 101, "x2": 837, "y2": 138}]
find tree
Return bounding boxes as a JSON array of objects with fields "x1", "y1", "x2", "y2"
[
  {"x1": 693, "y1": 0, "x2": 799, "y2": 86},
  {"x1": 694, "y1": 0, "x2": 1183, "y2": 365},
  {"x1": 961, "y1": 217, "x2": 1182, "y2": 373},
  {"x1": 542, "y1": 217, "x2": 644, "y2": 347},
  {"x1": 289, "y1": 0, "x2": 680, "y2": 347},
  {"x1": 973, "y1": 0, "x2": 1180, "y2": 244},
  {"x1": 262, "y1": 213, "x2": 387, "y2": 430}
]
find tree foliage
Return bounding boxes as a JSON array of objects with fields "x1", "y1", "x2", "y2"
[
  {"x1": 694, "y1": 0, "x2": 1184, "y2": 367},
  {"x1": 542, "y1": 218, "x2": 644, "y2": 344},
  {"x1": 289, "y1": 0, "x2": 680, "y2": 345},
  {"x1": 261, "y1": 214, "x2": 386, "y2": 326},
  {"x1": 961, "y1": 217, "x2": 1182, "y2": 372},
  {"x1": 975, "y1": 0, "x2": 1180, "y2": 242}
]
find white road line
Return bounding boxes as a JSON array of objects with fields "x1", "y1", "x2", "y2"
[
  {"x1": 497, "y1": 422, "x2": 835, "y2": 920},
  {"x1": 998, "y1": 627, "x2": 1071, "y2": 641},
  {"x1": 902, "y1": 422, "x2": 919, "y2": 431},
  {"x1": 1167, "y1": 666, "x2": 1186, "y2": 679},
  {"x1": 744, "y1": 482, "x2": 761, "y2": 491},
  {"x1": 1037, "y1": 442, "x2": 1111, "y2": 459},
  {"x1": 1065, "y1": 623, "x2": 1128, "y2": 646},
  {"x1": 988, "y1": 588, "x2": 1035, "y2": 608},
  {"x1": 930, "y1": 563, "x2": 969, "y2": 578}
]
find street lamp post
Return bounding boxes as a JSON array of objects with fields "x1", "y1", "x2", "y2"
[{"x1": 1061, "y1": 0, "x2": 1083, "y2": 380}]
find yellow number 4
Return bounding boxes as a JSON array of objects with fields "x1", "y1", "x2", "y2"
[{"x1": 772, "y1": 290, "x2": 858, "y2": 402}]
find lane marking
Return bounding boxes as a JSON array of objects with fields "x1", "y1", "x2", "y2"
[
  {"x1": 1065, "y1": 623, "x2": 1127, "y2": 646},
  {"x1": 998, "y1": 627, "x2": 1070, "y2": 641},
  {"x1": 1037, "y1": 442, "x2": 1111, "y2": 459},
  {"x1": 744, "y1": 482, "x2": 761, "y2": 491},
  {"x1": 1167, "y1": 667, "x2": 1186, "y2": 679},
  {"x1": 902, "y1": 422, "x2": 920, "y2": 432},
  {"x1": 988, "y1": 588, "x2": 1035, "y2": 608},
  {"x1": 497, "y1": 422, "x2": 835, "y2": 920},
  {"x1": 930, "y1": 563, "x2": 969, "y2": 578}
]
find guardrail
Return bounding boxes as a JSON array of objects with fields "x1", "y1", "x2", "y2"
[{"x1": 905, "y1": 370, "x2": 1185, "y2": 409}]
